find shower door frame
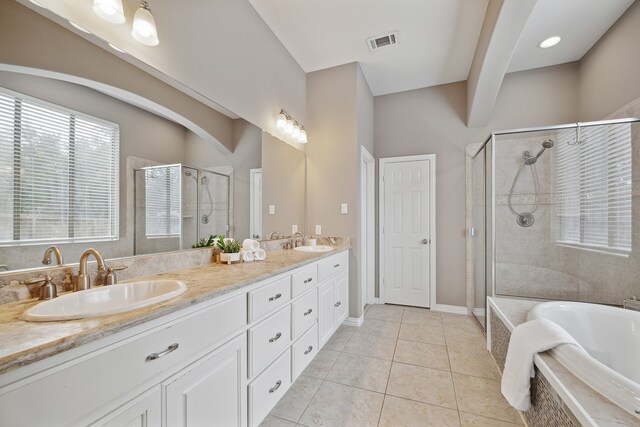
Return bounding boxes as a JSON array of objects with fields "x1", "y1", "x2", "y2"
[{"x1": 471, "y1": 117, "x2": 640, "y2": 322}]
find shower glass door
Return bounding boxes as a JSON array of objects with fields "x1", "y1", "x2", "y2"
[
  {"x1": 198, "y1": 170, "x2": 230, "y2": 240},
  {"x1": 472, "y1": 146, "x2": 486, "y2": 329}
]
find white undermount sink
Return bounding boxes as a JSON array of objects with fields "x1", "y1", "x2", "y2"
[
  {"x1": 22, "y1": 280, "x2": 187, "y2": 322},
  {"x1": 294, "y1": 245, "x2": 334, "y2": 253}
]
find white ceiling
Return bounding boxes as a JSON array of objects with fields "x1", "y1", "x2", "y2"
[
  {"x1": 507, "y1": 0, "x2": 634, "y2": 73},
  {"x1": 249, "y1": 0, "x2": 489, "y2": 96},
  {"x1": 250, "y1": 0, "x2": 635, "y2": 96}
]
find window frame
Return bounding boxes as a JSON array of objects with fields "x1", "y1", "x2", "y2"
[{"x1": 0, "y1": 87, "x2": 120, "y2": 247}]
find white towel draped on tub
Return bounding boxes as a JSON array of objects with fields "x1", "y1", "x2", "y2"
[{"x1": 501, "y1": 318, "x2": 581, "y2": 411}]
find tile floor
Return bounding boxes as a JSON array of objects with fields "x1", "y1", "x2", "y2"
[{"x1": 261, "y1": 304, "x2": 523, "y2": 427}]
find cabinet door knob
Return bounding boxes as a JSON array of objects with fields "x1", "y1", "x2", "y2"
[
  {"x1": 268, "y1": 293, "x2": 282, "y2": 302},
  {"x1": 303, "y1": 308, "x2": 313, "y2": 316},
  {"x1": 146, "y1": 343, "x2": 179, "y2": 361},
  {"x1": 421, "y1": 238, "x2": 430, "y2": 245},
  {"x1": 304, "y1": 345, "x2": 314, "y2": 355},
  {"x1": 269, "y1": 380, "x2": 282, "y2": 393},
  {"x1": 269, "y1": 332, "x2": 282, "y2": 343},
  {"x1": 334, "y1": 301, "x2": 341, "y2": 307},
  {"x1": 304, "y1": 277, "x2": 313, "y2": 284}
]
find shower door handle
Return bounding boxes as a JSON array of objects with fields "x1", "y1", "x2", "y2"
[{"x1": 421, "y1": 239, "x2": 430, "y2": 245}]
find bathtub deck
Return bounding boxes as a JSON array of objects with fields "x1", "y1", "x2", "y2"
[{"x1": 488, "y1": 296, "x2": 640, "y2": 427}]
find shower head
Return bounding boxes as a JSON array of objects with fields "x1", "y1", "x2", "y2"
[
  {"x1": 542, "y1": 139, "x2": 554, "y2": 149},
  {"x1": 524, "y1": 139, "x2": 555, "y2": 165}
]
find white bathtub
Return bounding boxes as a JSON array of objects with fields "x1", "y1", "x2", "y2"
[{"x1": 527, "y1": 301, "x2": 640, "y2": 419}]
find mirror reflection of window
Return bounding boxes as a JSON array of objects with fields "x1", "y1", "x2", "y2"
[
  {"x1": 144, "y1": 166, "x2": 181, "y2": 238},
  {"x1": 0, "y1": 88, "x2": 119, "y2": 245}
]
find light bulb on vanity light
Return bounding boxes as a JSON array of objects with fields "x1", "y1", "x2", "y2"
[
  {"x1": 299, "y1": 129, "x2": 308, "y2": 144},
  {"x1": 276, "y1": 112, "x2": 287, "y2": 130},
  {"x1": 132, "y1": 0, "x2": 160, "y2": 46},
  {"x1": 93, "y1": 0, "x2": 125, "y2": 24},
  {"x1": 285, "y1": 119, "x2": 294, "y2": 135},
  {"x1": 292, "y1": 124, "x2": 301, "y2": 140}
]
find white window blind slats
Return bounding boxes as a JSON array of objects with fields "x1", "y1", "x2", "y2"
[
  {"x1": 0, "y1": 88, "x2": 119, "y2": 245},
  {"x1": 555, "y1": 123, "x2": 632, "y2": 253},
  {"x1": 144, "y1": 166, "x2": 180, "y2": 238}
]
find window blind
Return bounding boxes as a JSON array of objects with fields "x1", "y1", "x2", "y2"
[
  {"x1": 555, "y1": 123, "x2": 632, "y2": 253},
  {"x1": 144, "y1": 166, "x2": 180, "y2": 238},
  {"x1": 0, "y1": 88, "x2": 119, "y2": 245}
]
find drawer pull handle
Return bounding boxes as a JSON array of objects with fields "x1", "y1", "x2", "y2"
[
  {"x1": 269, "y1": 380, "x2": 282, "y2": 393},
  {"x1": 304, "y1": 277, "x2": 313, "y2": 284},
  {"x1": 303, "y1": 308, "x2": 313, "y2": 316},
  {"x1": 333, "y1": 264, "x2": 340, "y2": 268},
  {"x1": 334, "y1": 301, "x2": 341, "y2": 307},
  {"x1": 304, "y1": 345, "x2": 314, "y2": 355},
  {"x1": 269, "y1": 293, "x2": 282, "y2": 302},
  {"x1": 269, "y1": 332, "x2": 282, "y2": 343},
  {"x1": 146, "y1": 343, "x2": 179, "y2": 361}
]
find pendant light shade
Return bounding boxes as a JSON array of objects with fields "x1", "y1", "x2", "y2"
[
  {"x1": 299, "y1": 129, "x2": 308, "y2": 144},
  {"x1": 285, "y1": 119, "x2": 294, "y2": 135},
  {"x1": 276, "y1": 112, "x2": 287, "y2": 130},
  {"x1": 132, "y1": 1, "x2": 159, "y2": 46},
  {"x1": 93, "y1": 0, "x2": 125, "y2": 24}
]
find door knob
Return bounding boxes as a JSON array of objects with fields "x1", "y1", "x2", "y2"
[{"x1": 421, "y1": 238, "x2": 430, "y2": 245}]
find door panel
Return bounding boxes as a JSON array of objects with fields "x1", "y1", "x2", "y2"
[
  {"x1": 383, "y1": 159, "x2": 432, "y2": 307},
  {"x1": 90, "y1": 387, "x2": 161, "y2": 427},
  {"x1": 318, "y1": 279, "x2": 336, "y2": 348},
  {"x1": 334, "y1": 272, "x2": 348, "y2": 325}
]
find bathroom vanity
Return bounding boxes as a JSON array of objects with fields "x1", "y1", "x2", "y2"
[{"x1": 0, "y1": 247, "x2": 349, "y2": 427}]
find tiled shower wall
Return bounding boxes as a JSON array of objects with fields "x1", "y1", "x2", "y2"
[{"x1": 492, "y1": 98, "x2": 640, "y2": 305}]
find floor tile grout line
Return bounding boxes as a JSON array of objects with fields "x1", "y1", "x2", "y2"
[
  {"x1": 458, "y1": 410, "x2": 523, "y2": 426},
  {"x1": 383, "y1": 390, "x2": 461, "y2": 413}
]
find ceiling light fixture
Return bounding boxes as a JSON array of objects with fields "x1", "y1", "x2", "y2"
[
  {"x1": 276, "y1": 110, "x2": 307, "y2": 144},
  {"x1": 69, "y1": 21, "x2": 91, "y2": 34},
  {"x1": 93, "y1": 0, "x2": 126, "y2": 25},
  {"x1": 132, "y1": 0, "x2": 160, "y2": 46},
  {"x1": 538, "y1": 36, "x2": 561, "y2": 49}
]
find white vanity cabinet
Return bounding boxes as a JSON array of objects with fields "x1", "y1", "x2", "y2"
[{"x1": 0, "y1": 249, "x2": 350, "y2": 427}]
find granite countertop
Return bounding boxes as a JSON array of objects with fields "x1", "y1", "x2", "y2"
[{"x1": 0, "y1": 245, "x2": 349, "y2": 376}]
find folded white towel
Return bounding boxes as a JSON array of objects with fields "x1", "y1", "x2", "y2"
[
  {"x1": 242, "y1": 239, "x2": 260, "y2": 252},
  {"x1": 254, "y1": 248, "x2": 266, "y2": 261},
  {"x1": 242, "y1": 250, "x2": 255, "y2": 263},
  {"x1": 501, "y1": 318, "x2": 581, "y2": 411}
]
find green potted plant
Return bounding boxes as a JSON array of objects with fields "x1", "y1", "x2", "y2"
[{"x1": 216, "y1": 235, "x2": 241, "y2": 264}]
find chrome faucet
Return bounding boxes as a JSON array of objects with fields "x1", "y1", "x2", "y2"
[
  {"x1": 75, "y1": 248, "x2": 106, "y2": 291},
  {"x1": 42, "y1": 246, "x2": 64, "y2": 266},
  {"x1": 268, "y1": 231, "x2": 281, "y2": 240},
  {"x1": 292, "y1": 231, "x2": 305, "y2": 247}
]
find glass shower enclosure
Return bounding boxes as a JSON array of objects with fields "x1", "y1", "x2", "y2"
[
  {"x1": 134, "y1": 164, "x2": 230, "y2": 255},
  {"x1": 470, "y1": 117, "x2": 640, "y2": 330}
]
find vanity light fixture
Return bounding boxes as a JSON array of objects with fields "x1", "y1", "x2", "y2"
[
  {"x1": 93, "y1": 0, "x2": 126, "y2": 25},
  {"x1": 276, "y1": 110, "x2": 308, "y2": 144},
  {"x1": 538, "y1": 36, "x2": 561, "y2": 49},
  {"x1": 132, "y1": 0, "x2": 160, "y2": 47}
]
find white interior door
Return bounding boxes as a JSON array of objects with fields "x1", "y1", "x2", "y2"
[
  {"x1": 250, "y1": 169, "x2": 262, "y2": 239},
  {"x1": 381, "y1": 156, "x2": 435, "y2": 307}
]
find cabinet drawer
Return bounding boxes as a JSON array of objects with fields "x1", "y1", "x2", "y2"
[
  {"x1": 292, "y1": 264, "x2": 318, "y2": 297},
  {"x1": 0, "y1": 294, "x2": 246, "y2": 427},
  {"x1": 248, "y1": 275, "x2": 291, "y2": 322},
  {"x1": 318, "y1": 251, "x2": 348, "y2": 283},
  {"x1": 291, "y1": 289, "x2": 318, "y2": 339},
  {"x1": 248, "y1": 305, "x2": 291, "y2": 377},
  {"x1": 292, "y1": 324, "x2": 318, "y2": 381},
  {"x1": 248, "y1": 349, "x2": 291, "y2": 427}
]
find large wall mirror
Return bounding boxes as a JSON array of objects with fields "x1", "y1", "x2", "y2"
[{"x1": 0, "y1": 4, "x2": 306, "y2": 273}]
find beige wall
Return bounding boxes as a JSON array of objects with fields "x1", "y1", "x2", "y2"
[
  {"x1": 579, "y1": 0, "x2": 640, "y2": 121},
  {"x1": 374, "y1": 63, "x2": 579, "y2": 306},
  {"x1": 261, "y1": 133, "x2": 305, "y2": 236},
  {"x1": 0, "y1": 1, "x2": 234, "y2": 153},
  {"x1": 307, "y1": 62, "x2": 374, "y2": 318}
]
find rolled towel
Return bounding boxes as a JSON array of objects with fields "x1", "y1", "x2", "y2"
[
  {"x1": 242, "y1": 239, "x2": 260, "y2": 252},
  {"x1": 254, "y1": 248, "x2": 267, "y2": 261},
  {"x1": 242, "y1": 250, "x2": 255, "y2": 263},
  {"x1": 501, "y1": 318, "x2": 581, "y2": 411}
]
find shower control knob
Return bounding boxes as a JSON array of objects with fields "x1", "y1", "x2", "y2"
[{"x1": 421, "y1": 238, "x2": 430, "y2": 245}]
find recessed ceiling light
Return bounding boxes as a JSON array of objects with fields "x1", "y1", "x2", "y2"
[
  {"x1": 108, "y1": 43, "x2": 125, "y2": 53},
  {"x1": 68, "y1": 21, "x2": 91, "y2": 34},
  {"x1": 539, "y1": 36, "x2": 561, "y2": 49}
]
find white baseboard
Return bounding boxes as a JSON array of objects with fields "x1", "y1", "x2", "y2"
[
  {"x1": 343, "y1": 316, "x2": 364, "y2": 327},
  {"x1": 431, "y1": 304, "x2": 469, "y2": 315}
]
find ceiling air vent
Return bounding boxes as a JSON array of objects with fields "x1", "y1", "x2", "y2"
[{"x1": 367, "y1": 32, "x2": 399, "y2": 51}]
